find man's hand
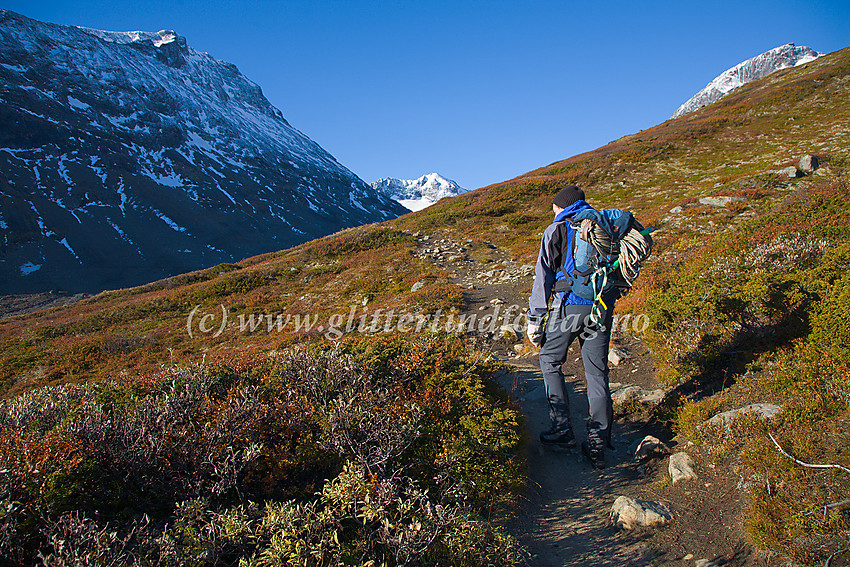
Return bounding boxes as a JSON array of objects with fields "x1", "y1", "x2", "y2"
[{"x1": 526, "y1": 322, "x2": 544, "y2": 347}]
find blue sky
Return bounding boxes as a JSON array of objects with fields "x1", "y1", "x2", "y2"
[{"x1": 5, "y1": 0, "x2": 849, "y2": 190}]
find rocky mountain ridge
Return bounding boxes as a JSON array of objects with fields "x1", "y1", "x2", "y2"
[
  {"x1": 371, "y1": 173, "x2": 467, "y2": 211},
  {"x1": 0, "y1": 9, "x2": 406, "y2": 294},
  {"x1": 672, "y1": 43, "x2": 821, "y2": 118}
]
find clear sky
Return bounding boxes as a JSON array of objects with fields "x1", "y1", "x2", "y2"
[{"x1": 4, "y1": 1, "x2": 848, "y2": 190}]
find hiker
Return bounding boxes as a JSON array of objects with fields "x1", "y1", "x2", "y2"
[{"x1": 526, "y1": 185, "x2": 616, "y2": 469}]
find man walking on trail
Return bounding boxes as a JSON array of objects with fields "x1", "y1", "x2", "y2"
[{"x1": 526, "y1": 185, "x2": 615, "y2": 469}]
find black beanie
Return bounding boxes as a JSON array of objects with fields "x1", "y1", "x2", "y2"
[{"x1": 553, "y1": 185, "x2": 585, "y2": 209}]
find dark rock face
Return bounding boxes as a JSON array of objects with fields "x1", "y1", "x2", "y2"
[{"x1": 0, "y1": 10, "x2": 406, "y2": 294}]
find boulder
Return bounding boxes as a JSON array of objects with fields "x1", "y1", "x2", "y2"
[
  {"x1": 608, "y1": 347, "x2": 631, "y2": 366},
  {"x1": 778, "y1": 166, "x2": 801, "y2": 178},
  {"x1": 410, "y1": 281, "x2": 425, "y2": 293},
  {"x1": 798, "y1": 155, "x2": 819, "y2": 172},
  {"x1": 669, "y1": 452, "x2": 698, "y2": 485},
  {"x1": 633, "y1": 435, "x2": 669, "y2": 460},
  {"x1": 611, "y1": 496, "x2": 672, "y2": 530},
  {"x1": 707, "y1": 403, "x2": 782, "y2": 430}
]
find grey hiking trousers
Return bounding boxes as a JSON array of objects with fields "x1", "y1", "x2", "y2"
[{"x1": 539, "y1": 302, "x2": 614, "y2": 441}]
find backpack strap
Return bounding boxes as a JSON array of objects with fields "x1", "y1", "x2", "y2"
[{"x1": 551, "y1": 221, "x2": 577, "y2": 294}]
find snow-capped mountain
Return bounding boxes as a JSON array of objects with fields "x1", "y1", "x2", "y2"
[
  {"x1": 371, "y1": 173, "x2": 468, "y2": 212},
  {"x1": 0, "y1": 10, "x2": 406, "y2": 294},
  {"x1": 672, "y1": 43, "x2": 821, "y2": 118}
]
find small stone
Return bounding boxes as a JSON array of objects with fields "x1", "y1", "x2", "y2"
[
  {"x1": 669, "y1": 205, "x2": 683, "y2": 214},
  {"x1": 695, "y1": 560, "x2": 717, "y2": 567},
  {"x1": 799, "y1": 155, "x2": 819, "y2": 172},
  {"x1": 612, "y1": 385, "x2": 642, "y2": 405},
  {"x1": 669, "y1": 452, "x2": 698, "y2": 485},
  {"x1": 489, "y1": 298, "x2": 504, "y2": 305},
  {"x1": 499, "y1": 324, "x2": 521, "y2": 341},
  {"x1": 633, "y1": 435, "x2": 669, "y2": 460},
  {"x1": 608, "y1": 347, "x2": 631, "y2": 366},
  {"x1": 683, "y1": 554, "x2": 694, "y2": 561},
  {"x1": 478, "y1": 305, "x2": 488, "y2": 311},
  {"x1": 410, "y1": 281, "x2": 425, "y2": 293},
  {"x1": 778, "y1": 166, "x2": 800, "y2": 178},
  {"x1": 638, "y1": 388, "x2": 667, "y2": 404},
  {"x1": 610, "y1": 496, "x2": 672, "y2": 530},
  {"x1": 699, "y1": 195, "x2": 744, "y2": 207},
  {"x1": 707, "y1": 403, "x2": 782, "y2": 430}
]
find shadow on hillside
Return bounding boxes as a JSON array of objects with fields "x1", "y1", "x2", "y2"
[{"x1": 663, "y1": 303, "x2": 811, "y2": 405}]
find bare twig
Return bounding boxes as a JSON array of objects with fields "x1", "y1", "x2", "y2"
[
  {"x1": 801, "y1": 499, "x2": 850, "y2": 520},
  {"x1": 825, "y1": 543, "x2": 849, "y2": 567},
  {"x1": 768, "y1": 432, "x2": 850, "y2": 475}
]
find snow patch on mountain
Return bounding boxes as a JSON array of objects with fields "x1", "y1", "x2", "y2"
[
  {"x1": 371, "y1": 173, "x2": 468, "y2": 212},
  {"x1": 672, "y1": 43, "x2": 821, "y2": 119}
]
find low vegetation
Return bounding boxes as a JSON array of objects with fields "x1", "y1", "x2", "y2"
[
  {"x1": 0, "y1": 334, "x2": 525, "y2": 565},
  {"x1": 645, "y1": 177, "x2": 850, "y2": 564}
]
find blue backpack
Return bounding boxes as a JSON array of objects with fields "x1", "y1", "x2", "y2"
[{"x1": 552, "y1": 208, "x2": 652, "y2": 305}]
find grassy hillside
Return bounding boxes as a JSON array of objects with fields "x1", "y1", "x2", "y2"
[{"x1": 1, "y1": 46, "x2": 849, "y2": 565}]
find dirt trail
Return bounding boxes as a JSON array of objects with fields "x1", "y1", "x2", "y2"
[
  {"x1": 501, "y1": 358, "x2": 655, "y2": 566},
  {"x1": 410, "y1": 231, "x2": 768, "y2": 566}
]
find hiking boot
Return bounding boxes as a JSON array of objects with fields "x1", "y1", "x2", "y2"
[
  {"x1": 539, "y1": 425, "x2": 576, "y2": 449},
  {"x1": 582, "y1": 432, "x2": 606, "y2": 469}
]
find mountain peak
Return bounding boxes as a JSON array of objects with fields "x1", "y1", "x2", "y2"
[
  {"x1": 672, "y1": 43, "x2": 821, "y2": 118},
  {"x1": 371, "y1": 173, "x2": 468, "y2": 211},
  {"x1": 0, "y1": 11, "x2": 405, "y2": 293}
]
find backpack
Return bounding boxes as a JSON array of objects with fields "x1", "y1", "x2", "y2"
[{"x1": 551, "y1": 208, "x2": 653, "y2": 306}]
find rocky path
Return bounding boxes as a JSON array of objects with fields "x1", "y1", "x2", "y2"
[
  {"x1": 409, "y1": 231, "x2": 771, "y2": 567},
  {"x1": 501, "y1": 359, "x2": 654, "y2": 566}
]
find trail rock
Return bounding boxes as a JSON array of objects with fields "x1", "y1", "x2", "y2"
[
  {"x1": 669, "y1": 452, "x2": 698, "y2": 484},
  {"x1": 778, "y1": 166, "x2": 801, "y2": 178},
  {"x1": 612, "y1": 385, "x2": 642, "y2": 404},
  {"x1": 499, "y1": 324, "x2": 521, "y2": 341},
  {"x1": 612, "y1": 385, "x2": 669, "y2": 406},
  {"x1": 611, "y1": 496, "x2": 672, "y2": 529},
  {"x1": 798, "y1": 155, "x2": 819, "y2": 172},
  {"x1": 707, "y1": 403, "x2": 782, "y2": 430},
  {"x1": 608, "y1": 347, "x2": 631, "y2": 366},
  {"x1": 633, "y1": 435, "x2": 669, "y2": 460},
  {"x1": 699, "y1": 196, "x2": 744, "y2": 207}
]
